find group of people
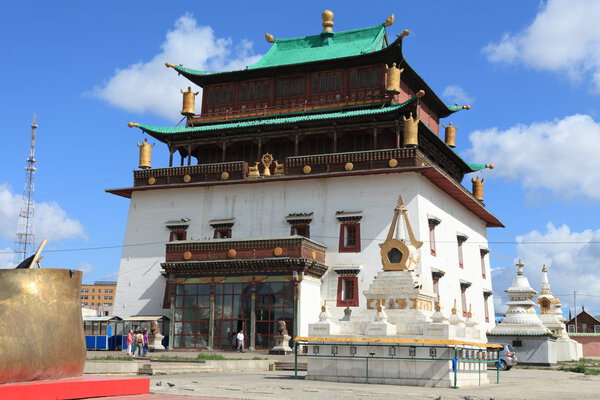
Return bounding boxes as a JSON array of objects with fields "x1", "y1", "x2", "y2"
[{"x1": 126, "y1": 326, "x2": 149, "y2": 357}]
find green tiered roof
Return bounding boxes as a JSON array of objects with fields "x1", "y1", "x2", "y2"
[{"x1": 171, "y1": 24, "x2": 389, "y2": 77}]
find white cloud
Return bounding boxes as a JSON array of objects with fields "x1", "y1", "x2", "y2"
[
  {"x1": 442, "y1": 85, "x2": 474, "y2": 105},
  {"x1": 78, "y1": 261, "x2": 94, "y2": 277},
  {"x1": 483, "y1": 0, "x2": 600, "y2": 92},
  {"x1": 91, "y1": 13, "x2": 262, "y2": 120},
  {"x1": 465, "y1": 114, "x2": 600, "y2": 200},
  {"x1": 0, "y1": 248, "x2": 16, "y2": 269},
  {"x1": 515, "y1": 223, "x2": 600, "y2": 315},
  {"x1": 0, "y1": 183, "x2": 85, "y2": 243}
]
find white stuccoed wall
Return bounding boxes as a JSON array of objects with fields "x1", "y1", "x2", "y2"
[{"x1": 114, "y1": 172, "x2": 496, "y2": 331}]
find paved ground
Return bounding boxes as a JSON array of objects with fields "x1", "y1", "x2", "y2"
[{"x1": 146, "y1": 369, "x2": 600, "y2": 400}]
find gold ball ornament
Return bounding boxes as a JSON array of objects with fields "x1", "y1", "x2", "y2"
[
  {"x1": 388, "y1": 158, "x2": 398, "y2": 167},
  {"x1": 221, "y1": 171, "x2": 230, "y2": 180},
  {"x1": 273, "y1": 247, "x2": 283, "y2": 256},
  {"x1": 183, "y1": 174, "x2": 191, "y2": 183},
  {"x1": 344, "y1": 162, "x2": 354, "y2": 171},
  {"x1": 148, "y1": 177, "x2": 156, "y2": 185},
  {"x1": 183, "y1": 251, "x2": 192, "y2": 260},
  {"x1": 227, "y1": 249, "x2": 237, "y2": 258},
  {"x1": 303, "y1": 165, "x2": 312, "y2": 174}
]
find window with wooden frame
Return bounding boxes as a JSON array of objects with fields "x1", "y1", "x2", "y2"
[
  {"x1": 209, "y1": 219, "x2": 235, "y2": 239},
  {"x1": 166, "y1": 219, "x2": 190, "y2": 242},
  {"x1": 336, "y1": 276, "x2": 359, "y2": 307},
  {"x1": 480, "y1": 247, "x2": 490, "y2": 279},
  {"x1": 431, "y1": 270, "x2": 445, "y2": 309},
  {"x1": 428, "y1": 216, "x2": 441, "y2": 257},
  {"x1": 460, "y1": 282, "x2": 471, "y2": 317},
  {"x1": 483, "y1": 291, "x2": 492, "y2": 323},
  {"x1": 336, "y1": 212, "x2": 362, "y2": 252},
  {"x1": 457, "y1": 234, "x2": 468, "y2": 269},
  {"x1": 286, "y1": 213, "x2": 313, "y2": 239}
]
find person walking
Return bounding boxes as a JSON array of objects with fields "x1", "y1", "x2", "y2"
[
  {"x1": 142, "y1": 328, "x2": 149, "y2": 356},
  {"x1": 134, "y1": 329, "x2": 144, "y2": 357},
  {"x1": 236, "y1": 330, "x2": 245, "y2": 353},
  {"x1": 126, "y1": 330, "x2": 134, "y2": 356}
]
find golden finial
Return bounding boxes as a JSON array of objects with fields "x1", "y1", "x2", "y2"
[
  {"x1": 165, "y1": 62, "x2": 175, "y2": 68},
  {"x1": 435, "y1": 296, "x2": 441, "y2": 312},
  {"x1": 384, "y1": 14, "x2": 395, "y2": 27},
  {"x1": 467, "y1": 304, "x2": 473, "y2": 318},
  {"x1": 451, "y1": 299, "x2": 457, "y2": 315},
  {"x1": 516, "y1": 259, "x2": 525, "y2": 275},
  {"x1": 376, "y1": 299, "x2": 383, "y2": 312},
  {"x1": 265, "y1": 33, "x2": 275, "y2": 43},
  {"x1": 128, "y1": 122, "x2": 139, "y2": 128},
  {"x1": 487, "y1": 164, "x2": 495, "y2": 169},
  {"x1": 542, "y1": 264, "x2": 547, "y2": 273},
  {"x1": 398, "y1": 29, "x2": 410, "y2": 38},
  {"x1": 471, "y1": 176, "x2": 484, "y2": 201},
  {"x1": 321, "y1": 300, "x2": 327, "y2": 312},
  {"x1": 462, "y1": 105, "x2": 471, "y2": 110},
  {"x1": 321, "y1": 10, "x2": 334, "y2": 32},
  {"x1": 416, "y1": 90, "x2": 425, "y2": 98}
]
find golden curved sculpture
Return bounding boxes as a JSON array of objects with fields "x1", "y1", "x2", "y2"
[{"x1": 0, "y1": 267, "x2": 86, "y2": 384}]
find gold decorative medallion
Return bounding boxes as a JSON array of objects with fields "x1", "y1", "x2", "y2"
[
  {"x1": 273, "y1": 247, "x2": 283, "y2": 256},
  {"x1": 148, "y1": 177, "x2": 156, "y2": 185},
  {"x1": 183, "y1": 174, "x2": 191, "y2": 183},
  {"x1": 221, "y1": 171, "x2": 229, "y2": 180},
  {"x1": 303, "y1": 165, "x2": 312, "y2": 174},
  {"x1": 311, "y1": 250, "x2": 317, "y2": 260},
  {"x1": 345, "y1": 162, "x2": 354, "y2": 171},
  {"x1": 227, "y1": 249, "x2": 237, "y2": 258},
  {"x1": 261, "y1": 153, "x2": 274, "y2": 176},
  {"x1": 183, "y1": 251, "x2": 192, "y2": 260},
  {"x1": 388, "y1": 158, "x2": 398, "y2": 167}
]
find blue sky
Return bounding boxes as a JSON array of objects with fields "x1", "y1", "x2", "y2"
[{"x1": 1, "y1": 1, "x2": 599, "y2": 317}]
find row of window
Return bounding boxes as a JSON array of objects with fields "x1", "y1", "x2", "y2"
[
  {"x1": 81, "y1": 302, "x2": 112, "y2": 306},
  {"x1": 204, "y1": 67, "x2": 384, "y2": 110},
  {"x1": 80, "y1": 295, "x2": 113, "y2": 300},
  {"x1": 169, "y1": 219, "x2": 361, "y2": 253},
  {"x1": 429, "y1": 219, "x2": 489, "y2": 279},
  {"x1": 80, "y1": 288, "x2": 113, "y2": 293}
]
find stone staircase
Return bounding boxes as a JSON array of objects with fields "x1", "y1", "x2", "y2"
[{"x1": 139, "y1": 361, "x2": 216, "y2": 375}]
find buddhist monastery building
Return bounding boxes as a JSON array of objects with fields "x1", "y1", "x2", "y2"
[{"x1": 108, "y1": 10, "x2": 502, "y2": 350}]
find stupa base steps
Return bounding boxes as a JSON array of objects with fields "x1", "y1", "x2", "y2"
[{"x1": 303, "y1": 343, "x2": 490, "y2": 388}]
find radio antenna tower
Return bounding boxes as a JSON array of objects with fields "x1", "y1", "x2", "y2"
[{"x1": 14, "y1": 114, "x2": 38, "y2": 262}]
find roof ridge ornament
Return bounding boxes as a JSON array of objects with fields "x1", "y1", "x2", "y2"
[
  {"x1": 384, "y1": 14, "x2": 395, "y2": 27},
  {"x1": 265, "y1": 33, "x2": 275, "y2": 43},
  {"x1": 321, "y1": 10, "x2": 334, "y2": 32}
]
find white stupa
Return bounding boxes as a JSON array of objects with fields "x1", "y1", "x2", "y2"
[
  {"x1": 489, "y1": 260, "x2": 549, "y2": 336},
  {"x1": 536, "y1": 264, "x2": 565, "y2": 336}
]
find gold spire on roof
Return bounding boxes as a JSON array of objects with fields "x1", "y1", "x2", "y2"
[
  {"x1": 321, "y1": 10, "x2": 334, "y2": 32},
  {"x1": 127, "y1": 122, "x2": 139, "y2": 128},
  {"x1": 165, "y1": 62, "x2": 175, "y2": 68},
  {"x1": 265, "y1": 33, "x2": 275, "y2": 43},
  {"x1": 542, "y1": 264, "x2": 547, "y2": 273},
  {"x1": 398, "y1": 29, "x2": 410, "y2": 38},
  {"x1": 384, "y1": 14, "x2": 395, "y2": 27}
]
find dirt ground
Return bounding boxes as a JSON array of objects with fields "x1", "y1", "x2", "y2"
[{"x1": 147, "y1": 368, "x2": 600, "y2": 400}]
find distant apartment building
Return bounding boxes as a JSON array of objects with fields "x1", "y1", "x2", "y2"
[{"x1": 80, "y1": 281, "x2": 117, "y2": 316}]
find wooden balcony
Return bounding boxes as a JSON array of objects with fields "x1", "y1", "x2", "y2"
[
  {"x1": 190, "y1": 96, "x2": 388, "y2": 123},
  {"x1": 162, "y1": 236, "x2": 328, "y2": 278},
  {"x1": 132, "y1": 148, "x2": 425, "y2": 188}
]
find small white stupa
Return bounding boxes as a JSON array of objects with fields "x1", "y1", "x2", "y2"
[
  {"x1": 536, "y1": 264, "x2": 582, "y2": 361},
  {"x1": 490, "y1": 260, "x2": 549, "y2": 336}
]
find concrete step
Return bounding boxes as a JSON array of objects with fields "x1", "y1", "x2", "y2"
[
  {"x1": 140, "y1": 362, "x2": 216, "y2": 376},
  {"x1": 275, "y1": 361, "x2": 307, "y2": 371}
]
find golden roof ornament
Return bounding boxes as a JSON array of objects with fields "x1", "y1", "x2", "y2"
[
  {"x1": 321, "y1": 10, "x2": 334, "y2": 32},
  {"x1": 137, "y1": 138, "x2": 155, "y2": 169},
  {"x1": 261, "y1": 153, "x2": 274, "y2": 176},
  {"x1": 471, "y1": 176, "x2": 484, "y2": 201},
  {"x1": 165, "y1": 62, "x2": 176, "y2": 68},
  {"x1": 385, "y1": 63, "x2": 403, "y2": 94},
  {"x1": 384, "y1": 14, "x2": 395, "y2": 27},
  {"x1": 402, "y1": 112, "x2": 419, "y2": 146},
  {"x1": 181, "y1": 87, "x2": 199, "y2": 116},
  {"x1": 265, "y1": 33, "x2": 275, "y2": 43},
  {"x1": 128, "y1": 122, "x2": 139, "y2": 128},
  {"x1": 451, "y1": 299, "x2": 457, "y2": 315},
  {"x1": 398, "y1": 29, "x2": 410, "y2": 38},
  {"x1": 542, "y1": 264, "x2": 547, "y2": 273},
  {"x1": 443, "y1": 122, "x2": 457, "y2": 148},
  {"x1": 321, "y1": 300, "x2": 327, "y2": 312}
]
